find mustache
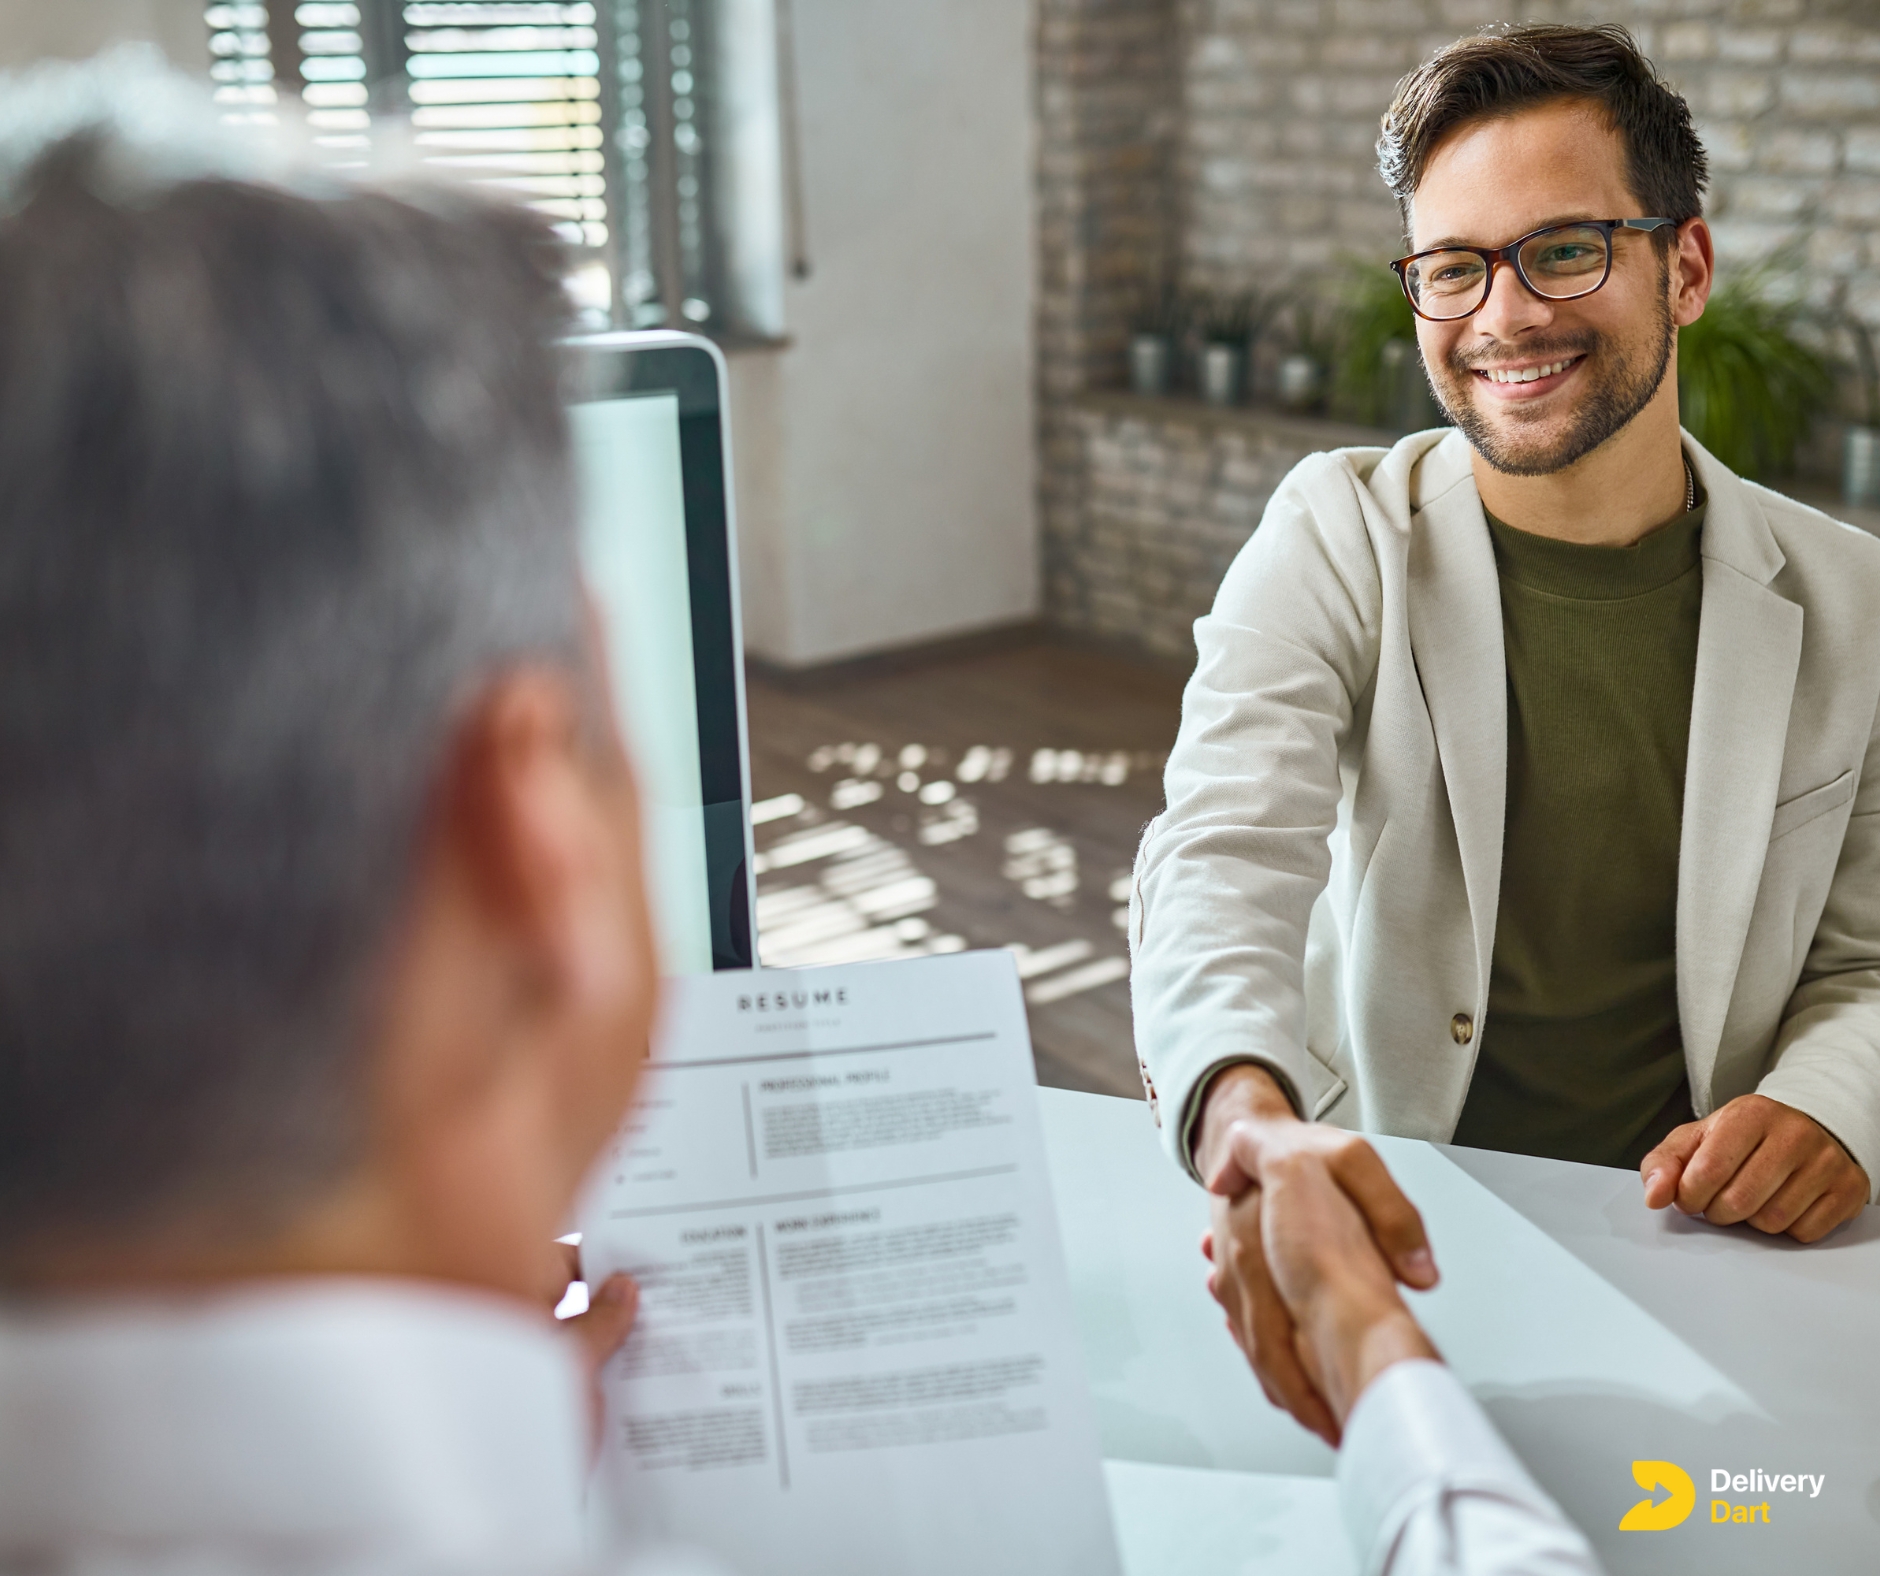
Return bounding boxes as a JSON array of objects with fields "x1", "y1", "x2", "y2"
[{"x1": 1449, "y1": 331, "x2": 1603, "y2": 373}]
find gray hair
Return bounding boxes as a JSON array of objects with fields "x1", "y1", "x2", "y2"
[{"x1": 0, "y1": 76, "x2": 584, "y2": 1256}]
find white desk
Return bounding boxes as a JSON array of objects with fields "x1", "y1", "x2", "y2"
[{"x1": 1039, "y1": 1087, "x2": 1880, "y2": 1575}]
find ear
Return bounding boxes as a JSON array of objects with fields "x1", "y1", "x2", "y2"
[
  {"x1": 1671, "y1": 217, "x2": 1715, "y2": 330},
  {"x1": 443, "y1": 667, "x2": 655, "y2": 1020},
  {"x1": 383, "y1": 665, "x2": 658, "y2": 1267}
]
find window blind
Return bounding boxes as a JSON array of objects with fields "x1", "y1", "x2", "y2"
[
  {"x1": 204, "y1": 3, "x2": 279, "y2": 122},
  {"x1": 205, "y1": 0, "x2": 787, "y2": 334},
  {"x1": 403, "y1": 4, "x2": 609, "y2": 252}
]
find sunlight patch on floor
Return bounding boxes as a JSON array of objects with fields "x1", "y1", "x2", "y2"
[{"x1": 752, "y1": 746, "x2": 1145, "y2": 1007}]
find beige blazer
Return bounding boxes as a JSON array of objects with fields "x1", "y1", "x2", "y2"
[{"x1": 1130, "y1": 428, "x2": 1880, "y2": 1198}]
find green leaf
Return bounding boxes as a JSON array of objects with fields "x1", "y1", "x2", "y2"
[
  {"x1": 1328, "y1": 261, "x2": 1419, "y2": 427},
  {"x1": 1677, "y1": 270, "x2": 1833, "y2": 480}
]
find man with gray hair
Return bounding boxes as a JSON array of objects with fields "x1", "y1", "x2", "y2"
[{"x1": 0, "y1": 63, "x2": 665, "y2": 1571}]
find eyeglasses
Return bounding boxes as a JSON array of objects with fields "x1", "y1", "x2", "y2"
[{"x1": 1390, "y1": 218, "x2": 1678, "y2": 322}]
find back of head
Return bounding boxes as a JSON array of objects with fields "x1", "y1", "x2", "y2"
[
  {"x1": 1377, "y1": 23, "x2": 1708, "y2": 239},
  {"x1": 0, "y1": 67, "x2": 583, "y2": 1262}
]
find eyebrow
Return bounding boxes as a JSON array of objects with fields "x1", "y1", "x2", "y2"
[{"x1": 1419, "y1": 215, "x2": 1603, "y2": 251}]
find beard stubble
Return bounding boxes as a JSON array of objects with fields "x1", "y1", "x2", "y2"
[{"x1": 1430, "y1": 267, "x2": 1677, "y2": 478}]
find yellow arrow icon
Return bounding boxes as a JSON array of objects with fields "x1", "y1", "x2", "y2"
[{"x1": 1619, "y1": 1460, "x2": 1696, "y2": 1530}]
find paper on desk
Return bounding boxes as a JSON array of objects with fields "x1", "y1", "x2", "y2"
[
  {"x1": 1038, "y1": 1091, "x2": 1764, "y2": 1484},
  {"x1": 1103, "y1": 1461, "x2": 1354, "y2": 1576},
  {"x1": 577, "y1": 951, "x2": 1122, "y2": 1576}
]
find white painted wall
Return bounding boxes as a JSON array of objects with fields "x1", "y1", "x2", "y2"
[
  {"x1": 0, "y1": 1, "x2": 207, "y2": 72},
  {"x1": 728, "y1": 0, "x2": 1037, "y2": 667}
]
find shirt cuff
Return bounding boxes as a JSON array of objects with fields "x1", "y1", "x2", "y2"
[
  {"x1": 1337, "y1": 1359, "x2": 1553, "y2": 1568},
  {"x1": 1176, "y1": 1055, "x2": 1305, "y2": 1184}
]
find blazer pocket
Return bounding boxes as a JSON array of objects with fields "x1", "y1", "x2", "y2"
[{"x1": 1769, "y1": 770, "x2": 1857, "y2": 843}]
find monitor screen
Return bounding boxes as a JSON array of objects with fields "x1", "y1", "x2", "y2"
[{"x1": 567, "y1": 335, "x2": 754, "y2": 974}]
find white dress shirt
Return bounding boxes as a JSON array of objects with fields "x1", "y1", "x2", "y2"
[
  {"x1": 0, "y1": 1279, "x2": 721, "y2": 1576},
  {"x1": 0, "y1": 1281, "x2": 1594, "y2": 1576},
  {"x1": 1340, "y1": 1360, "x2": 1604, "y2": 1576}
]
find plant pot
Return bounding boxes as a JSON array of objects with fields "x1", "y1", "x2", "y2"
[
  {"x1": 1845, "y1": 424, "x2": 1880, "y2": 509},
  {"x1": 1278, "y1": 353, "x2": 1323, "y2": 411},
  {"x1": 1200, "y1": 342, "x2": 1245, "y2": 406},
  {"x1": 1129, "y1": 333, "x2": 1173, "y2": 396}
]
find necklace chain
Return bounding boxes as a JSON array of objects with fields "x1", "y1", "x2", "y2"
[{"x1": 1684, "y1": 457, "x2": 1696, "y2": 513}]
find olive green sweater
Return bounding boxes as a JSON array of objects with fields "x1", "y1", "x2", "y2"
[{"x1": 1451, "y1": 497, "x2": 1706, "y2": 1169}]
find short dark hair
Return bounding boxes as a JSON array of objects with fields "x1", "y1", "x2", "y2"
[
  {"x1": 1377, "y1": 23, "x2": 1708, "y2": 242},
  {"x1": 0, "y1": 136, "x2": 583, "y2": 1257}
]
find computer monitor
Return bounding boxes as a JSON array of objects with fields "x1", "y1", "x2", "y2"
[{"x1": 565, "y1": 331, "x2": 756, "y2": 973}]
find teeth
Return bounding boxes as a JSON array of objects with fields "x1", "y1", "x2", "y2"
[{"x1": 1482, "y1": 358, "x2": 1574, "y2": 384}]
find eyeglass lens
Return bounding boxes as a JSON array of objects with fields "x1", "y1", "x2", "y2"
[{"x1": 1404, "y1": 224, "x2": 1612, "y2": 320}]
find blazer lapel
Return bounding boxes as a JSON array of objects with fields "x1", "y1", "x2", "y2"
[
  {"x1": 1405, "y1": 434, "x2": 1506, "y2": 1005},
  {"x1": 1678, "y1": 438, "x2": 1803, "y2": 1101}
]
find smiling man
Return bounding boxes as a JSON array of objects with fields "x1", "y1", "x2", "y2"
[{"x1": 1129, "y1": 24, "x2": 1880, "y2": 1441}]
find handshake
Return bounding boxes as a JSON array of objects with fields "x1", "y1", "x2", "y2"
[{"x1": 1196, "y1": 1068, "x2": 1442, "y2": 1446}]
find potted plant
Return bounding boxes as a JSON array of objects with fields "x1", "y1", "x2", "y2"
[
  {"x1": 1677, "y1": 266, "x2": 1834, "y2": 481},
  {"x1": 1277, "y1": 293, "x2": 1340, "y2": 413},
  {"x1": 1330, "y1": 261, "x2": 1444, "y2": 431},
  {"x1": 1128, "y1": 285, "x2": 1186, "y2": 397},
  {"x1": 1196, "y1": 293, "x2": 1259, "y2": 406}
]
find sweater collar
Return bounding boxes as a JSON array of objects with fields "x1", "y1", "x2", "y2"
[{"x1": 1402, "y1": 426, "x2": 1784, "y2": 590}]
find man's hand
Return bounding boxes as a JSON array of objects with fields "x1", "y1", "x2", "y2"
[
  {"x1": 546, "y1": 1241, "x2": 640, "y2": 1378},
  {"x1": 1203, "y1": 1183, "x2": 1340, "y2": 1444},
  {"x1": 1640, "y1": 1094, "x2": 1869, "y2": 1243},
  {"x1": 1251, "y1": 1131, "x2": 1440, "y2": 1429},
  {"x1": 1194, "y1": 1064, "x2": 1438, "y2": 1444}
]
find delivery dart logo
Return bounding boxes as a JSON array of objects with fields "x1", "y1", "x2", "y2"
[{"x1": 1620, "y1": 1460, "x2": 1697, "y2": 1531}]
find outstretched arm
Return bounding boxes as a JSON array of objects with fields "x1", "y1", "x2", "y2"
[
  {"x1": 1131, "y1": 454, "x2": 1388, "y2": 1179},
  {"x1": 1136, "y1": 456, "x2": 1404, "y2": 1440},
  {"x1": 1215, "y1": 1122, "x2": 1605, "y2": 1576}
]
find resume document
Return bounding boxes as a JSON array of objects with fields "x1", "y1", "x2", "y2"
[{"x1": 578, "y1": 951, "x2": 1122, "y2": 1576}]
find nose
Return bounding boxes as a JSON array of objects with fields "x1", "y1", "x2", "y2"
[{"x1": 1471, "y1": 256, "x2": 1555, "y2": 341}]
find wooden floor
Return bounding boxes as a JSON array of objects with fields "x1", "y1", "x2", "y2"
[{"x1": 743, "y1": 638, "x2": 1185, "y2": 1099}]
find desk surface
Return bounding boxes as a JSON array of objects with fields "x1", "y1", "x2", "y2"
[{"x1": 1040, "y1": 1087, "x2": 1880, "y2": 1575}]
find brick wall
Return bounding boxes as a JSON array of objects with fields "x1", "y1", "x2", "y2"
[
  {"x1": 1035, "y1": 0, "x2": 1183, "y2": 635},
  {"x1": 1060, "y1": 395, "x2": 1393, "y2": 659},
  {"x1": 1036, "y1": 0, "x2": 1183, "y2": 402},
  {"x1": 1038, "y1": 0, "x2": 1880, "y2": 659},
  {"x1": 1181, "y1": 0, "x2": 1880, "y2": 320}
]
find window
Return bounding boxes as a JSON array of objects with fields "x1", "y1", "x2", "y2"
[
  {"x1": 207, "y1": 1, "x2": 788, "y2": 337},
  {"x1": 204, "y1": 4, "x2": 277, "y2": 123}
]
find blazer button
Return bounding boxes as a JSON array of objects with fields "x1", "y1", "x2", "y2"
[{"x1": 1450, "y1": 1012, "x2": 1474, "y2": 1045}]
